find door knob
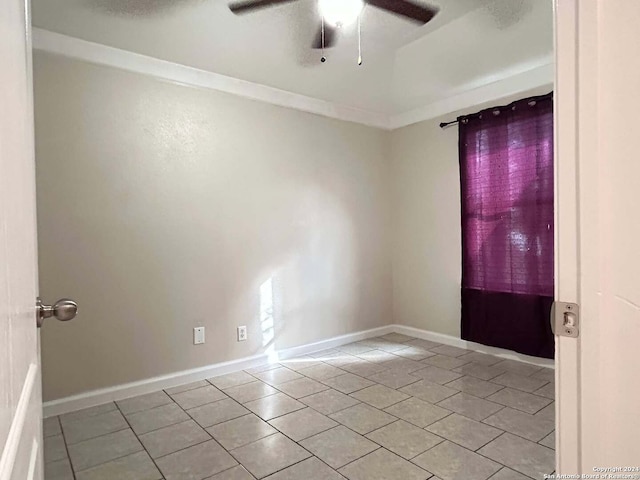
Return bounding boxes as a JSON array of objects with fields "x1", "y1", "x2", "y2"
[{"x1": 37, "y1": 297, "x2": 78, "y2": 328}]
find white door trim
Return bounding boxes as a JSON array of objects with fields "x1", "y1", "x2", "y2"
[
  {"x1": 554, "y1": 0, "x2": 581, "y2": 472},
  {"x1": 555, "y1": 0, "x2": 607, "y2": 472},
  {"x1": 26, "y1": 439, "x2": 39, "y2": 480}
]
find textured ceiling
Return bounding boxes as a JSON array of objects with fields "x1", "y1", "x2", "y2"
[{"x1": 31, "y1": 0, "x2": 553, "y2": 115}]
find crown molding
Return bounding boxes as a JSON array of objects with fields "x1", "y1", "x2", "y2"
[
  {"x1": 32, "y1": 28, "x2": 553, "y2": 132},
  {"x1": 32, "y1": 28, "x2": 391, "y2": 130},
  {"x1": 389, "y1": 60, "x2": 554, "y2": 130}
]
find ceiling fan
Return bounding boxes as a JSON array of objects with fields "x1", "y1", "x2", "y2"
[{"x1": 228, "y1": 0, "x2": 439, "y2": 50}]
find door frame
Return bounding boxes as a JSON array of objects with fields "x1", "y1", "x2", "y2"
[
  {"x1": 554, "y1": 0, "x2": 600, "y2": 473},
  {"x1": 0, "y1": 0, "x2": 603, "y2": 476}
]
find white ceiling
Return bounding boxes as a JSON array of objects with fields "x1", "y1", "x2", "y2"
[{"x1": 31, "y1": 0, "x2": 553, "y2": 116}]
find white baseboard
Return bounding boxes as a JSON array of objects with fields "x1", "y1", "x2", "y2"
[
  {"x1": 43, "y1": 323, "x2": 552, "y2": 418},
  {"x1": 392, "y1": 324, "x2": 555, "y2": 369},
  {"x1": 43, "y1": 324, "x2": 394, "y2": 418}
]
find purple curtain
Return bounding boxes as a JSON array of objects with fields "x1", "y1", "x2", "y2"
[{"x1": 459, "y1": 93, "x2": 555, "y2": 359}]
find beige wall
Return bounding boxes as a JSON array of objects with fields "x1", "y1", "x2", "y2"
[
  {"x1": 389, "y1": 87, "x2": 552, "y2": 338},
  {"x1": 389, "y1": 116, "x2": 462, "y2": 337},
  {"x1": 35, "y1": 53, "x2": 392, "y2": 401},
  {"x1": 34, "y1": 49, "x2": 551, "y2": 402}
]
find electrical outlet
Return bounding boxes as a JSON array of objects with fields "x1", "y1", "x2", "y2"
[
  {"x1": 237, "y1": 326, "x2": 247, "y2": 342},
  {"x1": 193, "y1": 327, "x2": 205, "y2": 345}
]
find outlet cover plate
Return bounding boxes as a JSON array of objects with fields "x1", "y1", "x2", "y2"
[
  {"x1": 194, "y1": 327, "x2": 205, "y2": 345},
  {"x1": 237, "y1": 326, "x2": 247, "y2": 342}
]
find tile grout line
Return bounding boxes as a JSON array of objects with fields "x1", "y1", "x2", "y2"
[
  {"x1": 478, "y1": 420, "x2": 555, "y2": 453},
  {"x1": 479, "y1": 409, "x2": 557, "y2": 444},
  {"x1": 239, "y1": 346, "x2": 553, "y2": 465},
  {"x1": 302, "y1": 422, "x2": 428, "y2": 477},
  {"x1": 235, "y1": 448, "x2": 315, "y2": 479},
  {"x1": 59, "y1": 409, "x2": 130, "y2": 446},
  {"x1": 329, "y1": 424, "x2": 439, "y2": 477},
  {"x1": 224, "y1": 431, "x2": 316, "y2": 478},
  {"x1": 110, "y1": 392, "x2": 252, "y2": 475},
  {"x1": 443, "y1": 429, "x2": 550, "y2": 480},
  {"x1": 128, "y1": 394, "x2": 257, "y2": 477},
  {"x1": 53, "y1": 336, "x2": 554, "y2": 480},
  {"x1": 207, "y1": 373, "x2": 424, "y2": 477},
  {"x1": 112, "y1": 400, "x2": 170, "y2": 479},
  {"x1": 434, "y1": 382, "x2": 553, "y2": 416},
  {"x1": 121, "y1": 399, "x2": 188, "y2": 436},
  {"x1": 428, "y1": 399, "x2": 557, "y2": 447},
  {"x1": 63, "y1": 411, "x2": 165, "y2": 478},
  {"x1": 152, "y1": 436, "x2": 215, "y2": 461},
  {"x1": 313, "y1": 353, "x2": 553, "y2": 476},
  {"x1": 405, "y1": 431, "x2": 508, "y2": 478},
  {"x1": 55, "y1": 415, "x2": 78, "y2": 480},
  {"x1": 272, "y1": 357, "x2": 443, "y2": 477},
  {"x1": 71, "y1": 449, "x2": 153, "y2": 477},
  {"x1": 164, "y1": 379, "x2": 318, "y2": 478}
]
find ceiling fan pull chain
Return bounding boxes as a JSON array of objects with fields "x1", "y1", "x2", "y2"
[
  {"x1": 357, "y1": 14, "x2": 362, "y2": 65},
  {"x1": 321, "y1": 15, "x2": 327, "y2": 63}
]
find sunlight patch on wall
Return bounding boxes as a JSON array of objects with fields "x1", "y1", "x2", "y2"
[{"x1": 260, "y1": 276, "x2": 277, "y2": 361}]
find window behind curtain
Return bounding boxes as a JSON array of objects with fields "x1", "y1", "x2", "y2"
[{"x1": 459, "y1": 93, "x2": 555, "y2": 359}]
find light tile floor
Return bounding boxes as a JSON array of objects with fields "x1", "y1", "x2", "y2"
[{"x1": 44, "y1": 333, "x2": 555, "y2": 480}]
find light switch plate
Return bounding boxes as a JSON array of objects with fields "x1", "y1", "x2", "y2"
[{"x1": 194, "y1": 327, "x2": 205, "y2": 345}]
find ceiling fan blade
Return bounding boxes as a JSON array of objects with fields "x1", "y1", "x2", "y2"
[
  {"x1": 366, "y1": 0, "x2": 438, "y2": 24},
  {"x1": 312, "y1": 23, "x2": 337, "y2": 49},
  {"x1": 229, "y1": 0, "x2": 300, "y2": 14}
]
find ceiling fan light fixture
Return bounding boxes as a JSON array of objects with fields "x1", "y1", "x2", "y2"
[{"x1": 318, "y1": 0, "x2": 364, "y2": 27}]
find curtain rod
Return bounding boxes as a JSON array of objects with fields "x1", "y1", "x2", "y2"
[
  {"x1": 439, "y1": 119, "x2": 459, "y2": 129},
  {"x1": 439, "y1": 92, "x2": 554, "y2": 129}
]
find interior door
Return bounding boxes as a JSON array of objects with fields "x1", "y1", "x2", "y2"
[
  {"x1": 555, "y1": 0, "x2": 640, "y2": 472},
  {"x1": 0, "y1": 0, "x2": 43, "y2": 479}
]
